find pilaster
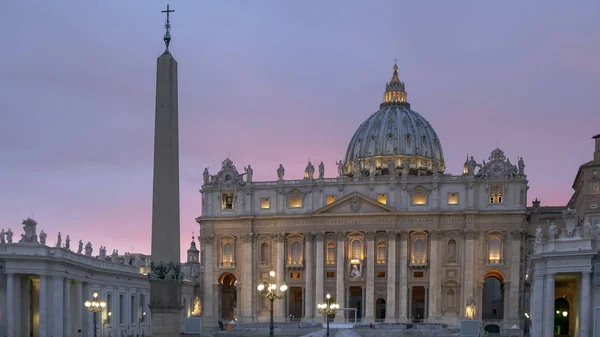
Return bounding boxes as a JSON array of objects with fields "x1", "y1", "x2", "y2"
[
  {"x1": 385, "y1": 230, "x2": 397, "y2": 322},
  {"x1": 75, "y1": 281, "x2": 83, "y2": 337},
  {"x1": 64, "y1": 279, "x2": 71, "y2": 337},
  {"x1": 7, "y1": 274, "x2": 16, "y2": 337},
  {"x1": 304, "y1": 232, "x2": 315, "y2": 319},
  {"x1": 201, "y1": 234, "x2": 215, "y2": 327},
  {"x1": 462, "y1": 230, "x2": 477, "y2": 314},
  {"x1": 508, "y1": 230, "x2": 522, "y2": 322},
  {"x1": 397, "y1": 231, "x2": 408, "y2": 322},
  {"x1": 53, "y1": 276, "x2": 64, "y2": 337},
  {"x1": 428, "y1": 230, "x2": 441, "y2": 321},
  {"x1": 580, "y1": 271, "x2": 591, "y2": 337},
  {"x1": 39, "y1": 275, "x2": 48, "y2": 337},
  {"x1": 335, "y1": 231, "x2": 345, "y2": 322},
  {"x1": 315, "y1": 232, "x2": 325, "y2": 320},
  {"x1": 530, "y1": 274, "x2": 544, "y2": 337},
  {"x1": 544, "y1": 273, "x2": 555, "y2": 337},
  {"x1": 275, "y1": 233, "x2": 286, "y2": 320},
  {"x1": 365, "y1": 231, "x2": 375, "y2": 321},
  {"x1": 241, "y1": 233, "x2": 254, "y2": 322}
]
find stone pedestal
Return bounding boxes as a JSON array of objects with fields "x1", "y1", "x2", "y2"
[
  {"x1": 460, "y1": 320, "x2": 479, "y2": 337},
  {"x1": 150, "y1": 281, "x2": 183, "y2": 337}
]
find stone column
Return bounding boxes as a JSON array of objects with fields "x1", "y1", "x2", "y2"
[
  {"x1": 544, "y1": 273, "x2": 555, "y2": 337},
  {"x1": 53, "y1": 276, "x2": 64, "y2": 337},
  {"x1": 335, "y1": 231, "x2": 346, "y2": 322},
  {"x1": 462, "y1": 230, "x2": 476, "y2": 314},
  {"x1": 275, "y1": 233, "x2": 286, "y2": 320},
  {"x1": 75, "y1": 281, "x2": 83, "y2": 337},
  {"x1": 398, "y1": 232, "x2": 408, "y2": 322},
  {"x1": 530, "y1": 274, "x2": 544, "y2": 337},
  {"x1": 202, "y1": 235, "x2": 216, "y2": 327},
  {"x1": 509, "y1": 230, "x2": 522, "y2": 322},
  {"x1": 428, "y1": 230, "x2": 441, "y2": 321},
  {"x1": 241, "y1": 233, "x2": 254, "y2": 322},
  {"x1": 365, "y1": 231, "x2": 375, "y2": 322},
  {"x1": 7, "y1": 274, "x2": 16, "y2": 337},
  {"x1": 39, "y1": 275, "x2": 48, "y2": 337},
  {"x1": 64, "y1": 279, "x2": 72, "y2": 337},
  {"x1": 386, "y1": 230, "x2": 397, "y2": 322},
  {"x1": 580, "y1": 271, "x2": 592, "y2": 337},
  {"x1": 315, "y1": 232, "x2": 325, "y2": 320},
  {"x1": 304, "y1": 233, "x2": 315, "y2": 320}
]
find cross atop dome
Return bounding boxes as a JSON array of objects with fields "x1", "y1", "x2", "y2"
[{"x1": 383, "y1": 63, "x2": 408, "y2": 106}]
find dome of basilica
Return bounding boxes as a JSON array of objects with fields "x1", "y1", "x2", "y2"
[{"x1": 343, "y1": 64, "x2": 445, "y2": 176}]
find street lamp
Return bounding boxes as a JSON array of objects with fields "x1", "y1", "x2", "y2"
[
  {"x1": 317, "y1": 293, "x2": 339, "y2": 337},
  {"x1": 257, "y1": 270, "x2": 288, "y2": 337},
  {"x1": 84, "y1": 292, "x2": 106, "y2": 337}
]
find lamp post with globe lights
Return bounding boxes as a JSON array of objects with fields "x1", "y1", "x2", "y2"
[
  {"x1": 84, "y1": 292, "x2": 106, "y2": 337},
  {"x1": 317, "y1": 294, "x2": 339, "y2": 337},
  {"x1": 257, "y1": 270, "x2": 288, "y2": 337}
]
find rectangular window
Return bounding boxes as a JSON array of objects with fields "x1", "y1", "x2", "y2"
[
  {"x1": 326, "y1": 195, "x2": 336, "y2": 205},
  {"x1": 377, "y1": 193, "x2": 387, "y2": 204},
  {"x1": 290, "y1": 272, "x2": 301, "y2": 279},
  {"x1": 490, "y1": 185, "x2": 503, "y2": 204},
  {"x1": 447, "y1": 193, "x2": 459, "y2": 205},
  {"x1": 289, "y1": 196, "x2": 303, "y2": 208},
  {"x1": 222, "y1": 193, "x2": 234, "y2": 210},
  {"x1": 260, "y1": 198, "x2": 270, "y2": 209},
  {"x1": 377, "y1": 271, "x2": 386, "y2": 278},
  {"x1": 413, "y1": 271, "x2": 424, "y2": 278},
  {"x1": 326, "y1": 271, "x2": 335, "y2": 278},
  {"x1": 119, "y1": 294, "x2": 124, "y2": 324},
  {"x1": 412, "y1": 193, "x2": 427, "y2": 205}
]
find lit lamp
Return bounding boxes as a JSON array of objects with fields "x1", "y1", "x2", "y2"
[
  {"x1": 317, "y1": 294, "x2": 340, "y2": 337},
  {"x1": 84, "y1": 292, "x2": 106, "y2": 337},
  {"x1": 562, "y1": 311, "x2": 568, "y2": 317},
  {"x1": 257, "y1": 270, "x2": 288, "y2": 337}
]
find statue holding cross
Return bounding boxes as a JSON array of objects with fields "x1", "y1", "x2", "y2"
[{"x1": 161, "y1": 4, "x2": 175, "y2": 49}]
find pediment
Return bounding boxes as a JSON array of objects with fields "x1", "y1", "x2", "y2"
[{"x1": 313, "y1": 192, "x2": 397, "y2": 215}]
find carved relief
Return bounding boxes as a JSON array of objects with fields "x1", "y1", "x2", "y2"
[
  {"x1": 349, "y1": 195, "x2": 362, "y2": 213},
  {"x1": 386, "y1": 230, "x2": 397, "y2": 240},
  {"x1": 365, "y1": 231, "x2": 375, "y2": 241},
  {"x1": 315, "y1": 232, "x2": 325, "y2": 241},
  {"x1": 463, "y1": 229, "x2": 479, "y2": 240},
  {"x1": 510, "y1": 229, "x2": 523, "y2": 240},
  {"x1": 430, "y1": 230, "x2": 443, "y2": 240},
  {"x1": 272, "y1": 233, "x2": 286, "y2": 243},
  {"x1": 201, "y1": 234, "x2": 215, "y2": 244},
  {"x1": 335, "y1": 231, "x2": 346, "y2": 241},
  {"x1": 241, "y1": 233, "x2": 254, "y2": 243}
]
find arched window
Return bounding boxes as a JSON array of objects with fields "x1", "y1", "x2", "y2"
[
  {"x1": 413, "y1": 239, "x2": 425, "y2": 263},
  {"x1": 260, "y1": 242, "x2": 269, "y2": 264},
  {"x1": 223, "y1": 243, "x2": 233, "y2": 266},
  {"x1": 351, "y1": 239, "x2": 362, "y2": 260},
  {"x1": 377, "y1": 240, "x2": 387, "y2": 263},
  {"x1": 488, "y1": 238, "x2": 501, "y2": 263},
  {"x1": 446, "y1": 289, "x2": 456, "y2": 310},
  {"x1": 326, "y1": 241, "x2": 335, "y2": 264},
  {"x1": 291, "y1": 241, "x2": 302, "y2": 263},
  {"x1": 447, "y1": 239, "x2": 457, "y2": 263}
]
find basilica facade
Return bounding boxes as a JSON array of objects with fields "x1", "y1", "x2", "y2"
[{"x1": 197, "y1": 65, "x2": 529, "y2": 331}]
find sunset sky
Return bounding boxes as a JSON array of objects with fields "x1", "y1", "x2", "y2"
[{"x1": 1, "y1": 1, "x2": 599, "y2": 260}]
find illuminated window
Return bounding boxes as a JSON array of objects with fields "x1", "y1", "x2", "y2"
[
  {"x1": 376, "y1": 240, "x2": 386, "y2": 263},
  {"x1": 490, "y1": 185, "x2": 504, "y2": 204},
  {"x1": 223, "y1": 242, "x2": 233, "y2": 266},
  {"x1": 377, "y1": 194, "x2": 387, "y2": 204},
  {"x1": 446, "y1": 239, "x2": 457, "y2": 263},
  {"x1": 326, "y1": 195, "x2": 336, "y2": 205},
  {"x1": 222, "y1": 193, "x2": 234, "y2": 210},
  {"x1": 290, "y1": 272, "x2": 301, "y2": 279},
  {"x1": 351, "y1": 239, "x2": 362, "y2": 260},
  {"x1": 488, "y1": 238, "x2": 501, "y2": 263},
  {"x1": 289, "y1": 196, "x2": 303, "y2": 208},
  {"x1": 326, "y1": 241, "x2": 335, "y2": 264},
  {"x1": 260, "y1": 198, "x2": 270, "y2": 209},
  {"x1": 326, "y1": 271, "x2": 335, "y2": 278},
  {"x1": 377, "y1": 272, "x2": 386, "y2": 278},
  {"x1": 447, "y1": 193, "x2": 458, "y2": 205},
  {"x1": 412, "y1": 193, "x2": 427, "y2": 205},
  {"x1": 412, "y1": 239, "x2": 426, "y2": 263}
]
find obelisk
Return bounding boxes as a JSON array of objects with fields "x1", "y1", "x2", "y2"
[{"x1": 149, "y1": 4, "x2": 182, "y2": 337}]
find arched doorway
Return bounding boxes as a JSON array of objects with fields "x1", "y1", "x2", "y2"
[
  {"x1": 482, "y1": 270, "x2": 504, "y2": 319},
  {"x1": 219, "y1": 272, "x2": 237, "y2": 321},
  {"x1": 376, "y1": 298, "x2": 386, "y2": 321},
  {"x1": 555, "y1": 298, "x2": 570, "y2": 335}
]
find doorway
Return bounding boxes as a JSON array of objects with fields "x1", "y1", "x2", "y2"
[
  {"x1": 555, "y1": 298, "x2": 570, "y2": 336},
  {"x1": 288, "y1": 287, "x2": 302, "y2": 320},
  {"x1": 411, "y1": 286, "x2": 425, "y2": 322},
  {"x1": 219, "y1": 273, "x2": 237, "y2": 321},
  {"x1": 376, "y1": 298, "x2": 386, "y2": 321},
  {"x1": 348, "y1": 287, "x2": 363, "y2": 322}
]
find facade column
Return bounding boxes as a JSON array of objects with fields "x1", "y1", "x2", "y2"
[
  {"x1": 314, "y1": 232, "x2": 325, "y2": 320},
  {"x1": 365, "y1": 231, "x2": 375, "y2": 321},
  {"x1": 530, "y1": 274, "x2": 544, "y2": 337},
  {"x1": 75, "y1": 281, "x2": 83, "y2": 337},
  {"x1": 201, "y1": 234, "x2": 216, "y2": 327},
  {"x1": 275, "y1": 233, "x2": 286, "y2": 320},
  {"x1": 64, "y1": 279, "x2": 72, "y2": 337},
  {"x1": 462, "y1": 230, "x2": 476, "y2": 316},
  {"x1": 580, "y1": 271, "x2": 592, "y2": 337},
  {"x1": 6, "y1": 274, "x2": 16, "y2": 337},
  {"x1": 386, "y1": 231, "x2": 397, "y2": 322},
  {"x1": 544, "y1": 273, "x2": 555, "y2": 337},
  {"x1": 509, "y1": 230, "x2": 522, "y2": 322},
  {"x1": 304, "y1": 232, "x2": 315, "y2": 320},
  {"x1": 39, "y1": 275, "x2": 48, "y2": 337},
  {"x1": 428, "y1": 231, "x2": 441, "y2": 321},
  {"x1": 53, "y1": 276, "x2": 64, "y2": 337},
  {"x1": 398, "y1": 232, "x2": 408, "y2": 322},
  {"x1": 335, "y1": 231, "x2": 346, "y2": 322},
  {"x1": 241, "y1": 233, "x2": 254, "y2": 322}
]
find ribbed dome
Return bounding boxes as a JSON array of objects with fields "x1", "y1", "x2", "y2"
[{"x1": 343, "y1": 65, "x2": 445, "y2": 176}]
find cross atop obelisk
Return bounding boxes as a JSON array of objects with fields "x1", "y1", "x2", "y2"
[{"x1": 161, "y1": 4, "x2": 175, "y2": 49}]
